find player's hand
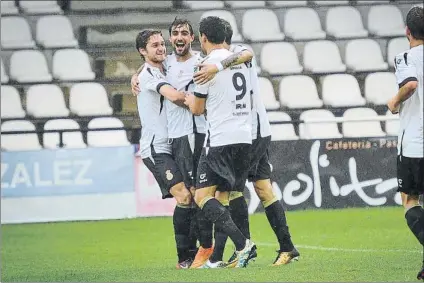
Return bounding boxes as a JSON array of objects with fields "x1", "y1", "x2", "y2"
[
  {"x1": 131, "y1": 74, "x2": 140, "y2": 96},
  {"x1": 387, "y1": 97, "x2": 400, "y2": 114},
  {"x1": 193, "y1": 63, "x2": 218, "y2": 85},
  {"x1": 184, "y1": 93, "x2": 195, "y2": 107}
]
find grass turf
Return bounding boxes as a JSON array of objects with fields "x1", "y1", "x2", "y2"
[{"x1": 1, "y1": 206, "x2": 422, "y2": 282}]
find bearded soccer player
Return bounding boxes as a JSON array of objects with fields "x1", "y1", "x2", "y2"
[
  {"x1": 193, "y1": 19, "x2": 299, "y2": 267},
  {"x1": 131, "y1": 18, "x2": 255, "y2": 268},
  {"x1": 387, "y1": 6, "x2": 424, "y2": 281}
]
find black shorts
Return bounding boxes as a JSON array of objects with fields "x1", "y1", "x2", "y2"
[
  {"x1": 196, "y1": 143, "x2": 251, "y2": 192},
  {"x1": 248, "y1": 135, "x2": 272, "y2": 182},
  {"x1": 233, "y1": 136, "x2": 272, "y2": 191},
  {"x1": 169, "y1": 133, "x2": 206, "y2": 189},
  {"x1": 143, "y1": 152, "x2": 184, "y2": 199},
  {"x1": 397, "y1": 155, "x2": 424, "y2": 196}
]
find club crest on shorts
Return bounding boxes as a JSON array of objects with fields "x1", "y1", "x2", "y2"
[{"x1": 166, "y1": 170, "x2": 174, "y2": 181}]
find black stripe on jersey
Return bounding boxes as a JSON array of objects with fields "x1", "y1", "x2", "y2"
[
  {"x1": 156, "y1": 82, "x2": 170, "y2": 93},
  {"x1": 398, "y1": 77, "x2": 418, "y2": 88},
  {"x1": 194, "y1": 92, "x2": 207, "y2": 98},
  {"x1": 403, "y1": 52, "x2": 408, "y2": 65},
  {"x1": 147, "y1": 67, "x2": 154, "y2": 77},
  {"x1": 185, "y1": 79, "x2": 195, "y2": 92},
  {"x1": 159, "y1": 95, "x2": 165, "y2": 114},
  {"x1": 192, "y1": 115, "x2": 197, "y2": 134}
]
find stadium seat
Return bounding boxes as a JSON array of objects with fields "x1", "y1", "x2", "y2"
[
  {"x1": 201, "y1": 11, "x2": 242, "y2": 42},
  {"x1": 225, "y1": 1, "x2": 266, "y2": 7},
  {"x1": 279, "y1": 76, "x2": 323, "y2": 109},
  {"x1": 87, "y1": 117, "x2": 130, "y2": 147},
  {"x1": 385, "y1": 110, "x2": 399, "y2": 136},
  {"x1": 43, "y1": 119, "x2": 86, "y2": 149},
  {"x1": 69, "y1": 83, "x2": 113, "y2": 116},
  {"x1": 1, "y1": 17, "x2": 36, "y2": 49},
  {"x1": 260, "y1": 42, "x2": 302, "y2": 75},
  {"x1": 19, "y1": 1, "x2": 62, "y2": 14},
  {"x1": 9, "y1": 50, "x2": 53, "y2": 83},
  {"x1": 356, "y1": 0, "x2": 390, "y2": 4},
  {"x1": 326, "y1": 6, "x2": 368, "y2": 38},
  {"x1": 284, "y1": 8, "x2": 326, "y2": 40},
  {"x1": 342, "y1": 108, "x2": 386, "y2": 137},
  {"x1": 1, "y1": 58, "x2": 9, "y2": 84},
  {"x1": 1, "y1": 120, "x2": 42, "y2": 151},
  {"x1": 183, "y1": 1, "x2": 225, "y2": 9},
  {"x1": 299, "y1": 109, "x2": 343, "y2": 139},
  {"x1": 26, "y1": 84, "x2": 70, "y2": 118},
  {"x1": 36, "y1": 15, "x2": 78, "y2": 48},
  {"x1": 322, "y1": 74, "x2": 366, "y2": 107},
  {"x1": 387, "y1": 37, "x2": 409, "y2": 68},
  {"x1": 303, "y1": 40, "x2": 346, "y2": 73},
  {"x1": 242, "y1": 9, "x2": 284, "y2": 42},
  {"x1": 53, "y1": 49, "x2": 95, "y2": 81},
  {"x1": 367, "y1": 5, "x2": 405, "y2": 37},
  {"x1": 312, "y1": 0, "x2": 349, "y2": 5},
  {"x1": 268, "y1": 1, "x2": 307, "y2": 6},
  {"x1": 268, "y1": 112, "x2": 299, "y2": 141},
  {"x1": 365, "y1": 72, "x2": 397, "y2": 105},
  {"x1": 345, "y1": 39, "x2": 388, "y2": 71},
  {"x1": 259, "y1": 77, "x2": 280, "y2": 110},
  {"x1": 1, "y1": 86, "x2": 26, "y2": 119},
  {"x1": 1, "y1": 1, "x2": 19, "y2": 15}
]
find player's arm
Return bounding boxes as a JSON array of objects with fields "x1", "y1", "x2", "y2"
[
  {"x1": 388, "y1": 53, "x2": 418, "y2": 114},
  {"x1": 388, "y1": 81, "x2": 418, "y2": 114},
  {"x1": 185, "y1": 81, "x2": 208, "y2": 115},
  {"x1": 193, "y1": 49, "x2": 253, "y2": 85},
  {"x1": 131, "y1": 63, "x2": 145, "y2": 96},
  {"x1": 145, "y1": 69, "x2": 186, "y2": 107},
  {"x1": 158, "y1": 84, "x2": 187, "y2": 108}
]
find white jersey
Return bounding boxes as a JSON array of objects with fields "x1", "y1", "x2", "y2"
[
  {"x1": 164, "y1": 52, "x2": 206, "y2": 138},
  {"x1": 137, "y1": 63, "x2": 171, "y2": 158},
  {"x1": 394, "y1": 44, "x2": 423, "y2": 158},
  {"x1": 230, "y1": 44, "x2": 271, "y2": 139},
  {"x1": 194, "y1": 48, "x2": 252, "y2": 147}
]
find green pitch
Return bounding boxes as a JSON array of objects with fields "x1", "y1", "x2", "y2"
[{"x1": 2, "y1": 207, "x2": 422, "y2": 282}]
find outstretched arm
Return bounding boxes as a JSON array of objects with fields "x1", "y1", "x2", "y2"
[
  {"x1": 193, "y1": 49, "x2": 253, "y2": 85},
  {"x1": 131, "y1": 63, "x2": 145, "y2": 96}
]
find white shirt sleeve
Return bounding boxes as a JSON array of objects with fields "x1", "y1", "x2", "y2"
[
  {"x1": 144, "y1": 67, "x2": 171, "y2": 93},
  {"x1": 394, "y1": 51, "x2": 418, "y2": 88}
]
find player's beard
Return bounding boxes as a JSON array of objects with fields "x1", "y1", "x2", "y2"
[
  {"x1": 150, "y1": 53, "x2": 166, "y2": 64},
  {"x1": 173, "y1": 43, "x2": 190, "y2": 57}
]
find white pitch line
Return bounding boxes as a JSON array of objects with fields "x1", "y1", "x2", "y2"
[{"x1": 256, "y1": 242, "x2": 422, "y2": 254}]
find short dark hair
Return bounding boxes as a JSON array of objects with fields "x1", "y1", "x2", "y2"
[
  {"x1": 406, "y1": 6, "x2": 424, "y2": 40},
  {"x1": 199, "y1": 16, "x2": 226, "y2": 44},
  {"x1": 222, "y1": 19, "x2": 233, "y2": 45},
  {"x1": 135, "y1": 29, "x2": 162, "y2": 59},
  {"x1": 168, "y1": 17, "x2": 194, "y2": 36}
]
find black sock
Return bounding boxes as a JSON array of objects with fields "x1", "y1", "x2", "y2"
[
  {"x1": 187, "y1": 207, "x2": 198, "y2": 254},
  {"x1": 202, "y1": 198, "x2": 246, "y2": 251},
  {"x1": 265, "y1": 201, "x2": 295, "y2": 252},
  {"x1": 173, "y1": 205, "x2": 192, "y2": 262},
  {"x1": 230, "y1": 196, "x2": 250, "y2": 239},
  {"x1": 209, "y1": 205, "x2": 229, "y2": 263},
  {"x1": 405, "y1": 206, "x2": 424, "y2": 246},
  {"x1": 195, "y1": 206, "x2": 213, "y2": 249}
]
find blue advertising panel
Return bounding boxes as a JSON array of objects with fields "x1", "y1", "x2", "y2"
[{"x1": 1, "y1": 146, "x2": 134, "y2": 198}]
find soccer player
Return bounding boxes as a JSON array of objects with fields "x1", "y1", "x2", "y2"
[
  {"x1": 193, "y1": 19, "x2": 299, "y2": 266},
  {"x1": 387, "y1": 6, "x2": 423, "y2": 280},
  {"x1": 135, "y1": 29, "x2": 196, "y2": 269},
  {"x1": 131, "y1": 18, "x2": 256, "y2": 269},
  {"x1": 184, "y1": 16, "x2": 256, "y2": 268}
]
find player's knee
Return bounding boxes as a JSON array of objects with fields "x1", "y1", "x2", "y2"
[{"x1": 254, "y1": 179, "x2": 274, "y2": 202}]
